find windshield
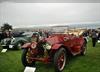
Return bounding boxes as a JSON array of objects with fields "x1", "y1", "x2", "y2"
[
  {"x1": 22, "y1": 32, "x2": 33, "y2": 37},
  {"x1": 22, "y1": 32, "x2": 39, "y2": 37}
]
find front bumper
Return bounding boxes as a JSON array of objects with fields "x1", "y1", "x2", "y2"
[{"x1": 1, "y1": 45, "x2": 14, "y2": 49}]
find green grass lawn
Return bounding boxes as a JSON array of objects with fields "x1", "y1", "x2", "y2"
[{"x1": 0, "y1": 39, "x2": 100, "y2": 72}]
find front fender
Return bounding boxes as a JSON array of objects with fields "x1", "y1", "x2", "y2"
[
  {"x1": 11, "y1": 38, "x2": 28, "y2": 46},
  {"x1": 52, "y1": 44, "x2": 63, "y2": 50},
  {"x1": 21, "y1": 43, "x2": 31, "y2": 48}
]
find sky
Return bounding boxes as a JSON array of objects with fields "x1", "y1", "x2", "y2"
[{"x1": 0, "y1": 2, "x2": 100, "y2": 28}]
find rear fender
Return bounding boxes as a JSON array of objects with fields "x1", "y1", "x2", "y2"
[{"x1": 21, "y1": 43, "x2": 31, "y2": 48}]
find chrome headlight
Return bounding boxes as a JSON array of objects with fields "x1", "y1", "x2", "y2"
[
  {"x1": 11, "y1": 38, "x2": 15, "y2": 43},
  {"x1": 43, "y1": 43, "x2": 51, "y2": 50},
  {"x1": 2, "y1": 38, "x2": 10, "y2": 45}
]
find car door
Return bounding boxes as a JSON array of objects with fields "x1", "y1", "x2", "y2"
[{"x1": 71, "y1": 36, "x2": 83, "y2": 53}]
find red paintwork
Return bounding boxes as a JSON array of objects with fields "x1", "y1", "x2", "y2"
[
  {"x1": 45, "y1": 34, "x2": 84, "y2": 54},
  {"x1": 52, "y1": 44, "x2": 63, "y2": 50},
  {"x1": 22, "y1": 33, "x2": 84, "y2": 63},
  {"x1": 22, "y1": 43, "x2": 31, "y2": 48},
  {"x1": 22, "y1": 42, "x2": 37, "y2": 48},
  {"x1": 57, "y1": 52, "x2": 65, "y2": 69},
  {"x1": 30, "y1": 57, "x2": 51, "y2": 64}
]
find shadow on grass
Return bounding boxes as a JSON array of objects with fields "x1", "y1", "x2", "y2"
[{"x1": 33, "y1": 54, "x2": 84, "y2": 72}]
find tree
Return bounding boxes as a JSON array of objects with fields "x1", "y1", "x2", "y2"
[{"x1": 1, "y1": 23, "x2": 12, "y2": 32}]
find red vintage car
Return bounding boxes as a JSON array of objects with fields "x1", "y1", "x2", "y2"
[{"x1": 21, "y1": 33, "x2": 87, "y2": 72}]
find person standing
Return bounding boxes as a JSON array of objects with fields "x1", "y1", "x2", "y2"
[
  {"x1": 97, "y1": 32, "x2": 100, "y2": 43},
  {"x1": 98, "y1": 32, "x2": 100, "y2": 40},
  {"x1": 91, "y1": 30, "x2": 98, "y2": 47}
]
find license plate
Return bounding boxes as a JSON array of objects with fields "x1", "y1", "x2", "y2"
[{"x1": 9, "y1": 45, "x2": 13, "y2": 48}]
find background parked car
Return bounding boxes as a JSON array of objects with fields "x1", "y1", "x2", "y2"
[{"x1": 1, "y1": 32, "x2": 44, "y2": 49}]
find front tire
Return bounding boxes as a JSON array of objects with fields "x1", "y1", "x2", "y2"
[
  {"x1": 54, "y1": 48, "x2": 67, "y2": 72},
  {"x1": 17, "y1": 43, "x2": 22, "y2": 49},
  {"x1": 21, "y1": 49, "x2": 35, "y2": 67}
]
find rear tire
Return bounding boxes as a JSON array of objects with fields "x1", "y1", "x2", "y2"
[
  {"x1": 21, "y1": 49, "x2": 35, "y2": 67},
  {"x1": 81, "y1": 41, "x2": 87, "y2": 55},
  {"x1": 54, "y1": 48, "x2": 67, "y2": 72}
]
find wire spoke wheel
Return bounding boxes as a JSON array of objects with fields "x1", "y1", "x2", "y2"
[
  {"x1": 26, "y1": 49, "x2": 33, "y2": 64},
  {"x1": 22, "y1": 48, "x2": 35, "y2": 67},
  {"x1": 57, "y1": 52, "x2": 66, "y2": 71},
  {"x1": 54, "y1": 48, "x2": 67, "y2": 72}
]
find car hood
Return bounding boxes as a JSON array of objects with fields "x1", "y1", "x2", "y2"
[
  {"x1": 44, "y1": 36, "x2": 64, "y2": 45},
  {"x1": 10, "y1": 37, "x2": 29, "y2": 44}
]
